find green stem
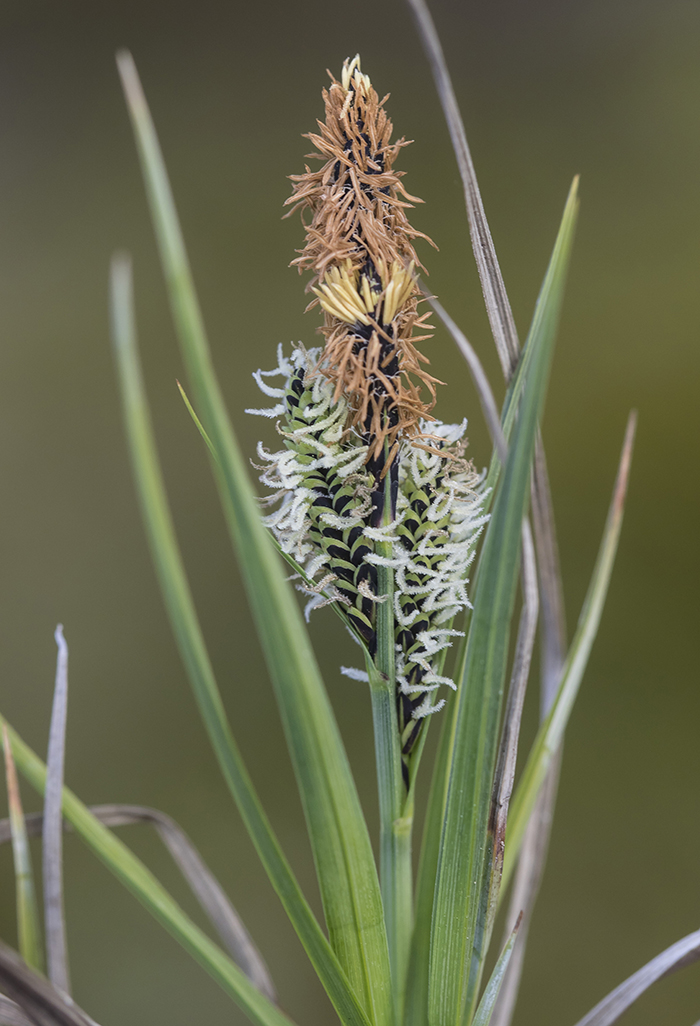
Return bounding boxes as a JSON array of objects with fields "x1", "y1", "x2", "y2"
[{"x1": 368, "y1": 474, "x2": 411, "y2": 1022}]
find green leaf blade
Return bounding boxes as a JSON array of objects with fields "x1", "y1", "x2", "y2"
[
  {"x1": 427, "y1": 179, "x2": 579, "y2": 1026},
  {"x1": 116, "y1": 53, "x2": 393, "y2": 1026}
]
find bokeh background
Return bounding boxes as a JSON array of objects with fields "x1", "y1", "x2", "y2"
[{"x1": 0, "y1": 1, "x2": 698, "y2": 1023}]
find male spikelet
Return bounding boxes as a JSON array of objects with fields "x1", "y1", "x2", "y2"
[{"x1": 285, "y1": 55, "x2": 440, "y2": 478}]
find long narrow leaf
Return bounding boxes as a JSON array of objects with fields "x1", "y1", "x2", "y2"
[
  {"x1": 2, "y1": 727, "x2": 43, "y2": 972},
  {"x1": 116, "y1": 53, "x2": 392, "y2": 1025},
  {"x1": 109, "y1": 255, "x2": 371, "y2": 1026},
  {"x1": 0, "y1": 803, "x2": 275, "y2": 1003},
  {"x1": 0, "y1": 719, "x2": 295, "y2": 1026},
  {"x1": 428, "y1": 180, "x2": 578, "y2": 1026},
  {"x1": 43, "y1": 626, "x2": 70, "y2": 995},
  {"x1": 93, "y1": 804, "x2": 276, "y2": 1002},
  {"x1": 503, "y1": 411, "x2": 637, "y2": 886},
  {"x1": 572, "y1": 927, "x2": 700, "y2": 1026},
  {"x1": 471, "y1": 917, "x2": 521, "y2": 1026}
]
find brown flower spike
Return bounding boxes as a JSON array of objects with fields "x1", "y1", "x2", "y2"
[{"x1": 285, "y1": 56, "x2": 441, "y2": 481}]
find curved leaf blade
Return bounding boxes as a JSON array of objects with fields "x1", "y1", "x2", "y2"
[{"x1": 43, "y1": 626, "x2": 70, "y2": 995}]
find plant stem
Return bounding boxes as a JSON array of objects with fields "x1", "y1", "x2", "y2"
[{"x1": 368, "y1": 475, "x2": 411, "y2": 1022}]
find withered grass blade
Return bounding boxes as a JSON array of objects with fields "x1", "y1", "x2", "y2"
[
  {"x1": 0, "y1": 804, "x2": 275, "y2": 1004},
  {"x1": 0, "y1": 940, "x2": 98, "y2": 1026},
  {"x1": 42, "y1": 627, "x2": 70, "y2": 996},
  {"x1": 405, "y1": 0, "x2": 519, "y2": 376},
  {"x1": 0, "y1": 994, "x2": 35, "y2": 1026},
  {"x1": 89, "y1": 805, "x2": 276, "y2": 1003},
  {"x1": 423, "y1": 289, "x2": 507, "y2": 462}
]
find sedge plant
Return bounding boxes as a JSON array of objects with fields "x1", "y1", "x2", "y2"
[{"x1": 1, "y1": 3, "x2": 699, "y2": 1026}]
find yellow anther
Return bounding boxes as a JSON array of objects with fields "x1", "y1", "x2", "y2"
[{"x1": 341, "y1": 54, "x2": 372, "y2": 95}]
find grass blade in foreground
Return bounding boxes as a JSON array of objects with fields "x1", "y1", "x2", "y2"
[
  {"x1": 0, "y1": 939, "x2": 97, "y2": 1026},
  {"x1": 0, "y1": 720, "x2": 295, "y2": 1026},
  {"x1": 503, "y1": 411, "x2": 637, "y2": 887},
  {"x1": 43, "y1": 625, "x2": 70, "y2": 995},
  {"x1": 0, "y1": 993, "x2": 34, "y2": 1026},
  {"x1": 471, "y1": 918, "x2": 520, "y2": 1026},
  {"x1": 428, "y1": 179, "x2": 578, "y2": 1026},
  {"x1": 572, "y1": 927, "x2": 700, "y2": 1026},
  {"x1": 2, "y1": 727, "x2": 43, "y2": 973},
  {"x1": 109, "y1": 256, "x2": 371, "y2": 1026},
  {"x1": 116, "y1": 53, "x2": 392, "y2": 1026}
]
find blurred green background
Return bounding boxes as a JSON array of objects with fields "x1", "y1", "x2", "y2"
[{"x1": 0, "y1": 1, "x2": 698, "y2": 1023}]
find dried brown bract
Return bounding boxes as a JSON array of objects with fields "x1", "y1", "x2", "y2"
[{"x1": 285, "y1": 56, "x2": 441, "y2": 476}]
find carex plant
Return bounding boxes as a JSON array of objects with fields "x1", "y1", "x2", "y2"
[{"x1": 2, "y1": 4, "x2": 699, "y2": 1026}]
